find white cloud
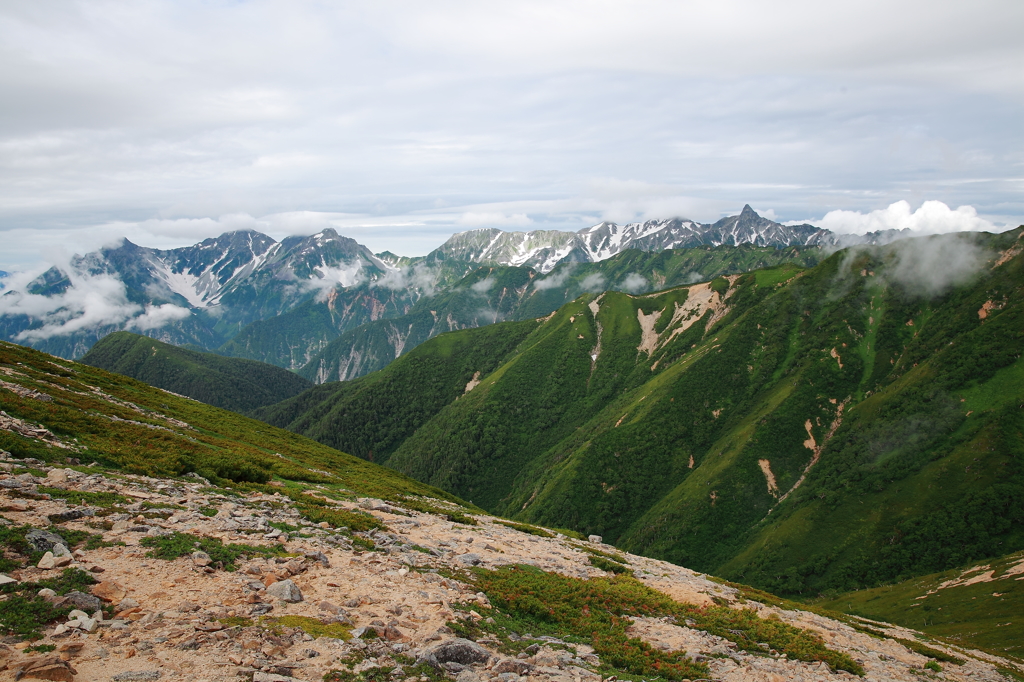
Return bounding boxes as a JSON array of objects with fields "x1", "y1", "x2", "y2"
[
  {"x1": 470, "y1": 276, "x2": 496, "y2": 293},
  {"x1": 533, "y1": 264, "x2": 575, "y2": 291},
  {"x1": 127, "y1": 303, "x2": 192, "y2": 331},
  {"x1": 579, "y1": 273, "x2": 606, "y2": 292},
  {"x1": 812, "y1": 200, "x2": 999, "y2": 235},
  {"x1": 4, "y1": 272, "x2": 141, "y2": 342},
  {"x1": 618, "y1": 273, "x2": 648, "y2": 294},
  {"x1": 0, "y1": 1, "x2": 1021, "y2": 272},
  {"x1": 372, "y1": 262, "x2": 439, "y2": 296}
]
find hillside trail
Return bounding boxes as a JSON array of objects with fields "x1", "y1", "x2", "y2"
[{"x1": 0, "y1": 455, "x2": 1018, "y2": 682}]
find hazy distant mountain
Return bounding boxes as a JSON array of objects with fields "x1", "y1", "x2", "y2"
[
  {"x1": 432, "y1": 205, "x2": 830, "y2": 273},
  {"x1": 0, "y1": 228, "x2": 395, "y2": 358},
  {"x1": 1, "y1": 206, "x2": 914, "y2": 365}
]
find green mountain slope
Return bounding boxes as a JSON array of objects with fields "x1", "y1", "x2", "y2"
[
  {"x1": 817, "y1": 550, "x2": 1024, "y2": 663},
  {"x1": 0, "y1": 339, "x2": 461, "y2": 506},
  {"x1": 254, "y1": 320, "x2": 543, "y2": 462},
  {"x1": 80, "y1": 331, "x2": 312, "y2": 413},
  {"x1": 298, "y1": 245, "x2": 821, "y2": 383},
  {"x1": 263, "y1": 227, "x2": 1024, "y2": 602}
]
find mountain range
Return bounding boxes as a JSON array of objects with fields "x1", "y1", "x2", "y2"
[
  {"x1": 254, "y1": 227, "x2": 1024, "y2": 600},
  {"x1": 1, "y1": 206, "x2": 833, "y2": 375},
  {"x1": 434, "y1": 205, "x2": 829, "y2": 272}
]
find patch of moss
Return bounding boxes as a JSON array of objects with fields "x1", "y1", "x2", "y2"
[
  {"x1": 140, "y1": 531, "x2": 286, "y2": 571},
  {"x1": 264, "y1": 614, "x2": 351, "y2": 639},
  {"x1": 36, "y1": 487, "x2": 129, "y2": 507}
]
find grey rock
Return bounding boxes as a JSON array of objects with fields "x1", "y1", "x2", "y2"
[
  {"x1": 304, "y1": 550, "x2": 330, "y2": 567},
  {"x1": 422, "y1": 638, "x2": 492, "y2": 667},
  {"x1": 251, "y1": 603, "x2": 274, "y2": 616},
  {"x1": 191, "y1": 551, "x2": 211, "y2": 566},
  {"x1": 25, "y1": 528, "x2": 66, "y2": 552},
  {"x1": 456, "y1": 670, "x2": 481, "y2": 682},
  {"x1": 494, "y1": 659, "x2": 534, "y2": 675},
  {"x1": 51, "y1": 543, "x2": 71, "y2": 558},
  {"x1": 48, "y1": 509, "x2": 91, "y2": 523},
  {"x1": 266, "y1": 579, "x2": 303, "y2": 603},
  {"x1": 588, "y1": 535, "x2": 602, "y2": 543},
  {"x1": 253, "y1": 672, "x2": 300, "y2": 682},
  {"x1": 64, "y1": 590, "x2": 102, "y2": 612},
  {"x1": 456, "y1": 553, "x2": 482, "y2": 567},
  {"x1": 112, "y1": 670, "x2": 162, "y2": 680}
]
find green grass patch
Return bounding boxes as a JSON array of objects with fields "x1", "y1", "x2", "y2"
[
  {"x1": 0, "y1": 567, "x2": 97, "y2": 640},
  {"x1": 263, "y1": 614, "x2": 351, "y2": 639},
  {"x1": 463, "y1": 565, "x2": 863, "y2": 678},
  {"x1": 894, "y1": 637, "x2": 965, "y2": 666},
  {"x1": 217, "y1": 616, "x2": 254, "y2": 628},
  {"x1": 0, "y1": 595, "x2": 73, "y2": 640},
  {"x1": 140, "y1": 531, "x2": 286, "y2": 571},
  {"x1": 588, "y1": 554, "x2": 633, "y2": 576},
  {"x1": 495, "y1": 520, "x2": 553, "y2": 538},
  {"x1": 36, "y1": 486, "x2": 129, "y2": 507}
]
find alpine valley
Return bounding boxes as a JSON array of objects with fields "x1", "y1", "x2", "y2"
[
  {"x1": 3, "y1": 211, "x2": 1024, "y2": 673},
  {"x1": 256, "y1": 226, "x2": 1024, "y2": 603}
]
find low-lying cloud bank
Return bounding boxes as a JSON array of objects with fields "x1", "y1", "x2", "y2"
[{"x1": 806, "y1": 200, "x2": 999, "y2": 235}]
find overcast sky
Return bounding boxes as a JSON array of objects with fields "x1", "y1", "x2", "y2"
[{"x1": 1, "y1": 0, "x2": 1022, "y2": 271}]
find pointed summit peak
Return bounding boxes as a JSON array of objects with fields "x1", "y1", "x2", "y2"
[{"x1": 740, "y1": 204, "x2": 758, "y2": 217}]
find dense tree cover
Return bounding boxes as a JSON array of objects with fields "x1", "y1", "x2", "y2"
[
  {"x1": 254, "y1": 319, "x2": 542, "y2": 463},
  {"x1": 81, "y1": 331, "x2": 312, "y2": 413}
]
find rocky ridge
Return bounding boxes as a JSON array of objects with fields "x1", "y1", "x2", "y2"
[{"x1": 1, "y1": 454, "x2": 1020, "y2": 682}]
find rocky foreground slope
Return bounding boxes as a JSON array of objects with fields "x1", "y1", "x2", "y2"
[{"x1": 1, "y1": 455, "x2": 1020, "y2": 682}]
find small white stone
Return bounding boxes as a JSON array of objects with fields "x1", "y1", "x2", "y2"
[{"x1": 68, "y1": 609, "x2": 89, "y2": 621}]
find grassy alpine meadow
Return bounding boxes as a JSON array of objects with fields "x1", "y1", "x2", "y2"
[
  {"x1": 0, "y1": 339, "x2": 467, "y2": 508},
  {"x1": 816, "y1": 550, "x2": 1024, "y2": 664},
  {"x1": 452, "y1": 564, "x2": 864, "y2": 678}
]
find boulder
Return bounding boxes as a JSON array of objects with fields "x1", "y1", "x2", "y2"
[
  {"x1": 63, "y1": 590, "x2": 102, "y2": 612},
  {"x1": 51, "y1": 543, "x2": 70, "y2": 558},
  {"x1": 36, "y1": 552, "x2": 56, "y2": 570},
  {"x1": 304, "y1": 550, "x2": 330, "y2": 567},
  {"x1": 12, "y1": 656, "x2": 77, "y2": 681},
  {"x1": 494, "y1": 659, "x2": 534, "y2": 675},
  {"x1": 191, "y1": 551, "x2": 212, "y2": 567},
  {"x1": 456, "y1": 553, "x2": 482, "y2": 567},
  {"x1": 588, "y1": 535, "x2": 602, "y2": 544},
  {"x1": 0, "y1": 573, "x2": 16, "y2": 585},
  {"x1": 422, "y1": 638, "x2": 492, "y2": 667},
  {"x1": 266, "y1": 579, "x2": 302, "y2": 602},
  {"x1": 25, "y1": 529, "x2": 66, "y2": 553},
  {"x1": 90, "y1": 580, "x2": 127, "y2": 603}
]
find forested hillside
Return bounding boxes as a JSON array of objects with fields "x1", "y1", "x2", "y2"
[
  {"x1": 263, "y1": 227, "x2": 1024, "y2": 599},
  {"x1": 298, "y1": 244, "x2": 820, "y2": 382},
  {"x1": 81, "y1": 331, "x2": 312, "y2": 412}
]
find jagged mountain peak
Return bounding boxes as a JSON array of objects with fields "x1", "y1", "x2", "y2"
[{"x1": 434, "y1": 207, "x2": 829, "y2": 273}]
